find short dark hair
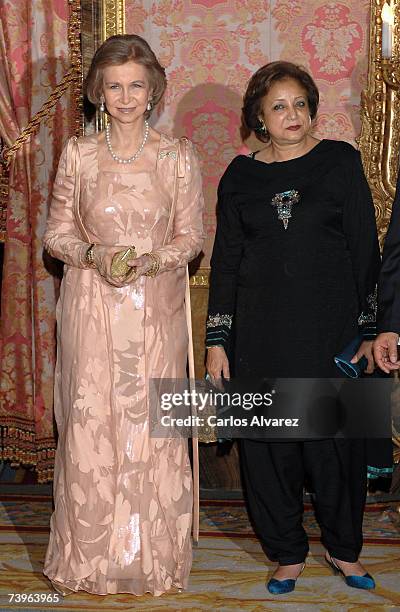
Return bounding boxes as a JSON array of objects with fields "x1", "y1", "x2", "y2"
[
  {"x1": 85, "y1": 34, "x2": 167, "y2": 117},
  {"x1": 241, "y1": 61, "x2": 319, "y2": 142}
]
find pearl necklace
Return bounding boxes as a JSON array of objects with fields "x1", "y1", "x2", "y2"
[{"x1": 105, "y1": 120, "x2": 149, "y2": 164}]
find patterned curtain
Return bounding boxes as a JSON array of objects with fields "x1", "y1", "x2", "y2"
[{"x1": 0, "y1": 0, "x2": 79, "y2": 482}]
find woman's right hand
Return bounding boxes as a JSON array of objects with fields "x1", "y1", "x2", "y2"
[
  {"x1": 92, "y1": 245, "x2": 138, "y2": 287},
  {"x1": 206, "y1": 346, "x2": 230, "y2": 384}
]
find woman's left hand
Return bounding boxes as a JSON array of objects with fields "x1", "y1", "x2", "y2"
[
  {"x1": 126, "y1": 254, "x2": 153, "y2": 277},
  {"x1": 350, "y1": 339, "x2": 375, "y2": 374}
]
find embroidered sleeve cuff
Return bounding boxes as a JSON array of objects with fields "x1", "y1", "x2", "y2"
[
  {"x1": 360, "y1": 324, "x2": 376, "y2": 340},
  {"x1": 206, "y1": 313, "x2": 233, "y2": 348},
  {"x1": 358, "y1": 288, "x2": 377, "y2": 339}
]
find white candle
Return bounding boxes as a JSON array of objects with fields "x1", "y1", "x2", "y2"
[
  {"x1": 382, "y1": 2, "x2": 394, "y2": 58},
  {"x1": 382, "y1": 21, "x2": 392, "y2": 58}
]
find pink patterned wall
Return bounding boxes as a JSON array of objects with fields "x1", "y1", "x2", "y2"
[{"x1": 125, "y1": 0, "x2": 370, "y2": 264}]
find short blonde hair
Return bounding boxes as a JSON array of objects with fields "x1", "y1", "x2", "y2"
[{"x1": 85, "y1": 34, "x2": 167, "y2": 116}]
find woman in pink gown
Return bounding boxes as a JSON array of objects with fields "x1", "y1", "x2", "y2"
[{"x1": 43, "y1": 34, "x2": 204, "y2": 597}]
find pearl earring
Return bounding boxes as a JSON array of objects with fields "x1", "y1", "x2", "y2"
[
  {"x1": 147, "y1": 100, "x2": 152, "y2": 112},
  {"x1": 100, "y1": 99, "x2": 105, "y2": 112}
]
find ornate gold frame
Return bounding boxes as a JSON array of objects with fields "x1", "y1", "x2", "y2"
[
  {"x1": 81, "y1": 0, "x2": 125, "y2": 133},
  {"x1": 82, "y1": 0, "x2": 125, "y2": 79},
  {"x1": 77, "y1": 0, "x2": 399, "y2": 485},
  {"x1": 102, "y1": 0, "x2": 125, "y2": 39},
  {"x1": 85, "y1": 0, "x2": 399, "y2": 250},
  {"x1": 359, "y1": 0, "x2": 400, "y2": 245},
  {"x1": 359, "y1": 0, "x2": 400, "y2": 461}
]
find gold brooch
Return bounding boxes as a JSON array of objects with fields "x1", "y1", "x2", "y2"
[{"x1": 159, "y1": 150, "x2": 177, "y2": 160}]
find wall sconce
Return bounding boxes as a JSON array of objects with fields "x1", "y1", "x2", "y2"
[
  {"x1": 382, "y1": 1, "x2": 394, "y2": 58},
  {"x1": 381, "y1": 1, "x2": 400, "y2": 87}
]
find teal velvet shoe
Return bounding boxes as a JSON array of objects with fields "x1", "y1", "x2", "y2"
[
  {"x1": 266, "y1": 563, "x2": 305, "y2": 594},
  {"x1": 267, "y1": 577, "x2": 296, "y2": 594},
  {"x1": 325, "y1": 554, "x2": 375, "y2": 590}
]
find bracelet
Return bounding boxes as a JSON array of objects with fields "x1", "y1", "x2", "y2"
[
  {"x1": 85, "y1": 244, "x2": 96, "y2": 268},
  {"x1": 143, "y1": 252, "x2": 161, "y2": 277}
]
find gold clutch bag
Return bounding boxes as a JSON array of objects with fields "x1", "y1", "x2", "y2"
[{"x1": 110, "y1": 246, "x2": 136, "y2": 278}]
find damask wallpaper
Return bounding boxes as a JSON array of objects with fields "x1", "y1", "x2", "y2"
[{"x1": 124, "y1": 0, "x2": 370, "y2": 263}]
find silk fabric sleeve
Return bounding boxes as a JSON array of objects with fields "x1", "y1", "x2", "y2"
[
  {"x1": 153, "y1": 141, "x2": 205, "y2": 271},
  {"x1": 43, "y1": 138, "x2": 89, "y2": 268}
]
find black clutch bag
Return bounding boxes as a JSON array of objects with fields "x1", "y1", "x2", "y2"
[{"x1": 334, "y1": 334, "x2": 368, "y2": 378}]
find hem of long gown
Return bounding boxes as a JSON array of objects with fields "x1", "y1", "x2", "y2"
[{"x1": 45, "y1": 572, "x2": 189, "y2": 597}]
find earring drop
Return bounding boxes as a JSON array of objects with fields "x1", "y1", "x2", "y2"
[
  {"x1": 258, "y1": 118, "x2": 267, "y2": 136},
  {"x1": 100, "y1": 99, "x2": 105, "y2": 112},
  {"x1": 147, "y1": 100, "x2": 152, "y2": 112}
]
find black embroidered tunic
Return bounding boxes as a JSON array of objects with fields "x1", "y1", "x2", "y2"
[{"x1": 206, "y1": 140, "x2": 380, "y2": 378}]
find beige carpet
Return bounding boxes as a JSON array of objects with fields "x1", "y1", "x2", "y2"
[{"x1": 0, "y1": 494, "x2": 399, "y2": 611}]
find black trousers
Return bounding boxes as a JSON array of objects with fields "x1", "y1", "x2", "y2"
[{"x1": 240, "y1": 438, "x2": 367, "y2": 565}]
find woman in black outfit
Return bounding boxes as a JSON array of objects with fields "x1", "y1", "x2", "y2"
[{"x1": 205, "y1": 61, "x2": 387, "y2": 594}]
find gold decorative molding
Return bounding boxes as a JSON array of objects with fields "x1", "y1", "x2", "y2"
[
  {"x1": 360, "y1": 1, "x2": 400, "y2": 462},
  {"x1": 359, "y1": 0, "x2": 400, "y2": 247},
  {"x1": 80, "y1": 0, "x2": 125, "y2": 132},
  {"x1": 190, "y1": 268, "x2": 210, "y2": 287},
  {"x1": 101, "y1": 0, "x2": 125, "y2": 40}
]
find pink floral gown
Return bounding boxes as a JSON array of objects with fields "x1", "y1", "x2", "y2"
[{"x1": 42, "y1": 132, "x2": 204, "y2": 596}]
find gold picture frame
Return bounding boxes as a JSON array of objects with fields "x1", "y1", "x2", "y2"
[
  {"x1": 359, "y1": 0, "x2": 400, "y2": 461},
  {"x1": 82, "y1": 0, "x2": 125, "y2": 79},
  {"x1": 101, "y1": 0, "x2": 125, "y2": 40},
  {"x1": 359, "y1": 0, "x2": 400, "y2": 246},
  {"x1": 76, "y1": 0, "x2": 399, "y2": 487},
  {"x1": 81, "y1": 0, "x2": 125, "y2": 132}
]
